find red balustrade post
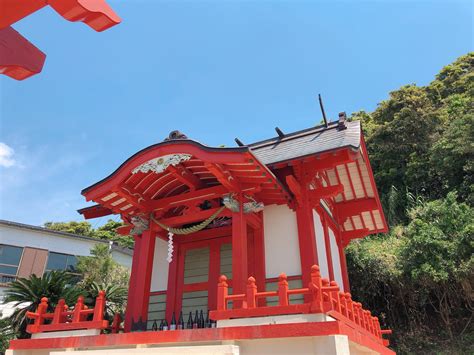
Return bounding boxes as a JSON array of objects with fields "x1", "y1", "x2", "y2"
[
  {"x1": 353, "y1": 302, "x2": 362, "y2": 326},
  {"x1": 111, "y1": 314, "x2": 122, "y2": 333},
  {"x1": 93, "y1": 291, "x2": 106, "y2": 322},
  {"x1": 72, "y1": 296, "x2": 85, "y2": 323},
  {"x1": 345, "y1": 293, "x2": 354, "y2": 321},
  {"x1": 52, "y1": 299, "x2": 66, "y2": 325},
  {"x1": 374, "y1": 317, "x2": 382, "y2": 339},
  {"x1": 29, "y1": 297, "x2": 49, "y2": 333},
  {"x1": 339, "y1": 292, "x2": 347, "y2": 317},
  {"x1": 278, "y1": 273, "x2": 289, "y2": 306},
  {"x1": 246, "y1": 277, "x2": 257, "y2": 308},
  {"x1": 321, "y1": 278, "x2": 330, "y2": 311},
  {"x1": 309, "y1": 265, "x2": 323, "y2": 312},
  {"x1": 217, "y1": 275, "x2": 229, "y2": 311},
  {"x1": 330, "y1": 281, "x2": 341, "y2": 312},
  {"x1": 364, "y1": 311, "x2": 372, "y2": 333}
]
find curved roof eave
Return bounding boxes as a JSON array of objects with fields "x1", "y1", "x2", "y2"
[{"x1": 81, "y1": 139, "x2": 253, "y2": 198}]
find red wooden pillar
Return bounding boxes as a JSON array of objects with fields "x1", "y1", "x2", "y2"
[
  {"x1": 295, "y1": 167, "x2": 318, "y2": 295},
  {"x1": 231, "y1": 203, "x2": 248, "y2": 307},
  {"x1": 252, "y1": 214, "x2": 266, "y2": 306},
  {"x1": 165, "y1": 238, "x2": 179, "y2": 322},
  {"x1": 124, "y1": 229, "x2": 156, "y2": 332},
  {"x1": 322, "y1": 213, "x2": 335, "y2": 281},
  {"x1": 336, "y1": 229, "x2": 351, "y2": 292}
]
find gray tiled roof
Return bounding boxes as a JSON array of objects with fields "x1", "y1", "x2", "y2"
[{"x1": 248, "y1": 120, "x2": 361, "y2": 165}]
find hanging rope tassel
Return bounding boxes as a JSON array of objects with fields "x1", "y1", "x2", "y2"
[{"x1": 166, "y1": 231, "x2": 174, "y2": 263}]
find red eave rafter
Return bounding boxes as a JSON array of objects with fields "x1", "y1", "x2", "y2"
[{"x1": 81, "y1": 141, "x2": 291, "y2": 220}]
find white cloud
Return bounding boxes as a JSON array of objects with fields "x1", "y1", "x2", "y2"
[{"x1": 0, "y1": 142, "x2": 15, "y2": 168}]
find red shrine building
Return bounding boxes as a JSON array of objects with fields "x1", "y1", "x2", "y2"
[{"x1": 8, "y1": 116, "x2": 394, "y2": 355}]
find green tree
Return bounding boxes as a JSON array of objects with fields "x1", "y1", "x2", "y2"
[
  {"x1": 44, "y1": 220, "x2": 133, "y2": 248},
  {"x1": 3, "y1": 271, "x2": 81, "y2": 338},
  {"x1": 399, "y1": 192, "x2": 473, "y2": 339},
  {"x1": 75, "y1": 244, "x2": 130, "y2": 316},
  {"x1": 44, "y1": 221, "x2": 94, "y2": 237}
]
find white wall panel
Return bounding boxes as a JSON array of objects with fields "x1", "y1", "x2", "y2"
[
  {"x1": 328, "y1": 228, "x2": 344, "y2": 290},
  {"x1": 263, "y1": 205, "x2": 301, "y2": 278},
  {"x1": 312, "y1": 210, "x2": 329, "y2": 279},
  {"x1": 150, "y1": 238, "x2": 170, "y2": 292}
]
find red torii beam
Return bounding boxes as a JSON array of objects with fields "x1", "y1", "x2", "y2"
[{"x1": 0, "y1": 0, "x2": 121, "y2": 80}]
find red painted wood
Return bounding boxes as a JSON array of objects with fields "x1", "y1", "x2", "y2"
[
  {"x1": 124, "y1": 234, "x2": 141, "y2": 332},
  {"x1": 208, "y1": 243, "x2": 220, "y2": 310},
  {"x1": 83, "y1": 146, "x2": 251, "y2": 201},
  {"x1": 335, "y1": 229, "x2": 350, "y2": 292},
  {"x1": 252, "y1": 218, "x2": 266, "y2": 307},
  {"x1": 294, "y1": 165, "x2": 318, "y2": 299},
  {"x1": 164, "y1": 238, "x2": 179, "y2": 322},
  {"x1": 124, "y1": 230, "x2": 155, "y2": 329},
  {"x1": 322, "y1": 212, "x2": 335, "y2": 281},
  {"x1": 231, "y1": 204, "x2": 248, "y2": 307},
  {"x1": 47, "y1": 0, "x2": 121, "y2": 32},
  {"x1": 0, "y1": 26, "x2": 46, "y2": 80},
  {"x1": 149, "y1": 185, "x2": 228, "y2": 211},
  {"x1": 0, "y1": 0, "x2": 47, "y2": 29},
  {"x1": 360, "y1": 137, "x2": 389, "y2": 233}
]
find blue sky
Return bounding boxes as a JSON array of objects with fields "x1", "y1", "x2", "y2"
[{"x1": 0, "y1": 0, "x2": 472, "y2": 227}]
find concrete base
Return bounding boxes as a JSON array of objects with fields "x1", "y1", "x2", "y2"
[
  {"x1": 217, "y1": 313, "x2": 333, "y2": 328},
  {"x1": 32, "y1": 330, "x2": 101, "y2": 339},
  {"x1": 6, "y1": 337, "x2": 381, "y2": 355}
]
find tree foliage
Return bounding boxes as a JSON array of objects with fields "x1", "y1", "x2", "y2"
[
  {"x1": 3, "y1": 271, "x2": 81, "y2": 339},
  {"x1": 1, "y1": 246, "x2": 130, "y2": 352},
  {"x1": 44, "y1": 219, "x2": 134, "y2": 248},
  {"x1": 347, "y1": 53, "x2": 474, "y2": 353},
  {"x1": 353, "y1": 53, "x2": 473, "y2": 225}
]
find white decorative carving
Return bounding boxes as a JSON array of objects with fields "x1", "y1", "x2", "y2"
[{"x1": 131, "y1": 154, "x2": 192, "y2": 174}]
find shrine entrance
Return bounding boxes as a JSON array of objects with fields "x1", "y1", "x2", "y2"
[{"x1": 175, "y1": 235, "x2": 232, "y2": 317}]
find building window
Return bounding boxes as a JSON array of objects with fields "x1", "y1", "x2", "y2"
[
  {"x1": 0, "y1": 244, "x2": 23, "y2": 275},
  {"x1": 45, "y1": 252, "x2": 78, "y2": 273},
  {"x1": 0, "y1": 244, "x2": 23, "y2": 283}
]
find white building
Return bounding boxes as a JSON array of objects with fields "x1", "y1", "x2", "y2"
[{"x1": 0, "y1": 219, "x2": 133, "y2": 305}]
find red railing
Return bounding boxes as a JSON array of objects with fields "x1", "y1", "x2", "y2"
[
  {"x1": 210, "y1": 265, "x2": 392, "y2": 347},
  {"x1": 26, "y1": 291, "x2": 109, "y2": 334}
]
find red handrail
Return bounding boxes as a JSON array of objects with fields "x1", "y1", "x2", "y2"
[
  {"x1": 26, "y1": 291, "x2": 109, "y2": 334},
  {"x1": 210, "y1": 264, "x2": 392, "y2": 347}
]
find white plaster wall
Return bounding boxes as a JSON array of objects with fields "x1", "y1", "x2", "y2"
[
  {"x1": 111, "y1": 250, "x2": 132, "y2": 269},
  {"x1": 328, "y1": 228, "x2": 344, "y2": 290},
  {"x1": 0, "y1": 224, "x2": 132, "y2": 268},
  {"x1": 312, "y1": 210, "x2": 329, "y2": 279},
  {"x1": 150, "y1": 238, "x2": 169, "y2": 292},
  {"x1": 0, "y1": 225, "x2": 100, "y2": 256},
  {"x1": 263, "y1": 205, "x2": 301, "y2": 278}
]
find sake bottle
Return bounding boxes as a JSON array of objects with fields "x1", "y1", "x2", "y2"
[
  {"x1": 177, "y1": 311, "x2": 184, "y2": 330},
  {"x1": 170, "y1": 313, "x2": 177, "y2": 330},
  {"x1": 186, "y1": 312, "x2": 193, "y2": 329}
]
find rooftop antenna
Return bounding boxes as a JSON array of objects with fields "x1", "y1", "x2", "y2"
[
  {"x1": 318, "y1": 94, "x2": 329, "y2": 128},
  {"x1": 275, "y1": 127, "x2": 285, "y2": 138}
]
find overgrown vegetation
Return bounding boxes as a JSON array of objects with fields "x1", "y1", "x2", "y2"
[
  {"x1": 44, "y1": 219, "x2": 134, "y2": 248},
  {"x1": 347, "y1": 53, "x2": 474, "y2": 353},
  {"x1": 0, "y1": 245, "x2": 129, "y2": 353}
]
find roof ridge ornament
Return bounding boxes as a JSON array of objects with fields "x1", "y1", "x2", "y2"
[
  {"x1": 338, "y1": 112, "x2": 347, "y2": 130},
  {"x1": 165, "y1": 130, "x2": 188, "y2": 141}
]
